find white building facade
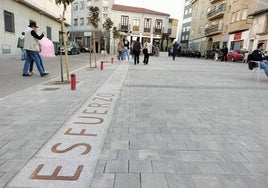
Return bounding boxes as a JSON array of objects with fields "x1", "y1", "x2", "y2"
[
  {"x1": 0, "y1": 0, "x2": 71, "y2": 57},
  {"x1": 111, "y1": 4, "x2": 172, "y2": 53}
]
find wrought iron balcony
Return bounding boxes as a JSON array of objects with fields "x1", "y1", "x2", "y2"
[
  {"x1": 144, "y1": 28, "x2": 151, "y2": 33},
  {"x1": 153, "y1": 27, "x2": 164, "y2": 34},
  {"x1": 207, "y1": 3, "x2": 226, "y2": 20},
  {"x1": 205, "y1": 24, "x2": 223, "y2": 36},
  {"x1": 119, "y1": 24, "x2": 131, "y2": 32}
]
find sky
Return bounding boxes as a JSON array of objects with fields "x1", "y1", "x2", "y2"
[{"x1": 114, "y1": 0, "x2": 184, "y2": 21}]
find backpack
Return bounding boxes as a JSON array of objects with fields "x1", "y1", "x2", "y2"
[{"x1": 247, "y1": 54, "x2": 258, "y2": 70}]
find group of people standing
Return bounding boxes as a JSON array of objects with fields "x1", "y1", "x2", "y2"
[
  {"x1": 117, "y1": 36, "x2": 153, "y2": 65},
  {"x1": 214, "y1": 45, "x2": 228, "y2": 61},
  {"x1": 17, "y1": 21, "x2": 49, "y2": 77}
]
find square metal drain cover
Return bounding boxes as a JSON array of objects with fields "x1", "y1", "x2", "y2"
[{"x1": 41, "y1": 88, "x2": 60, "y2": 91}]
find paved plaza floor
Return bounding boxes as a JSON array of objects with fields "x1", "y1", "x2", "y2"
[{"x1": 1, "y1": 54, "x2": 268, "y2": 188}]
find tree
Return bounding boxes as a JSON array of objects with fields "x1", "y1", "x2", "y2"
[
  {"x1": 102, "y1": 18, "x2": 113, "y2": 62},
  {"x1": 112, "y1": 27, "x2": 120, "y2": 55},
  {"x1": 55, "y1": 0, "x2": 73, "y2": 81},
  {"x1": 88, "y1": 6, "x2": 100, "y2": 68}
]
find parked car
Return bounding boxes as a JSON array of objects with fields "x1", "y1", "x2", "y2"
[
  {"x1": 79, "y1": 44, "x2": 93, "y2": 53},
  {"x1": 59, "y1": 41, "x2": 80, "y2": 55},
  {"x1": 181, "y1": 48, "x2": 201, "y2": 58},
  {"x1": 205, "y1": 49, "x2": 223, "y2": 59},
  {"x1": 226, "y1": 50, "x2": 244, "y2": 62}
]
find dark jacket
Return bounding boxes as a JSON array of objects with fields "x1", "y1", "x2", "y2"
[
  {"x1": 252, "y1": 49, "x2": 264, "y2": 61},
  {"x1": 132, "y1": 41, "x2": 141, "y2": 52}
]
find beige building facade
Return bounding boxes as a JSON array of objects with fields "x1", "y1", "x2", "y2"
[
  {"x1": 0, "y1": 0, "x2": 71, "y2": 57},
  {"x1": 189, "y1": 0, "x2": 268, "y2": 54}
]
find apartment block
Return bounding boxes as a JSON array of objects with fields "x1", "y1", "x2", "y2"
[
  {"x1": 181, "y1": 0, "x2": 193, "y2": 48},
  {"x1": 0, "y1": 0, "x2": 71, "y2": 57},
  {"x1": 189, "y1": 0, "x2": 210, "y2": 54},
  {"x1": 188, "y1": 0, "x2": 268, "y2": 54}
]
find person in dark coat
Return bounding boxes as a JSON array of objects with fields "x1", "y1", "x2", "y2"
[
  {"x1": 221, "y1": 45, "x2": 228, "y2": 61},
  {"x1": 172, "y1": 41, "x2": 179, "y2": 61},
  {"x1": 132, "y1": 37, "x2": 141, "y2": 65},
  {"x1": 251, "y1": 42, "x2": 268, "y2": 77}
]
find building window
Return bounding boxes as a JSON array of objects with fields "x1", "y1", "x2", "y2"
[
  {"x1": 155, "y1": 19, "x2": 162, "y2": 29},
  {"x1": 103, "y1": 7, "x2": 108, "y2": 11},
  {"x1": 46, "y1": 26, "x2": 52, "y2": 40},
  {"x1": 236, "y1": 10, "x2": 241, "y2": 21},
  {"x1": 241, "y1": 9, "x2": 248, "y2": 20},
  {"x1": 121, "y1": 15, "x2": 129, "y2": 31},
  {"x1": 144, "y1": 18, "x2": 151, "y2": 32},
  {"x1": 231, "y1": 12, "x2": 236, "y2": 23},
  {"x1": 87, "y1": 17, "x2": 90, "y2": 25},
  {"x1": 80, "y1": 18, "x2": 84, "y2": 26},
  {"x1": 74, "y1": 18, "x2": 78, "y2": 26},
  {"x1": 264, "y1": 15, "x2": 268, "y2": 33},
  {"x1": 189, "y1": 8, "x2": 192, "y2": 14},
  {"x1": 73, "y1": 2, "x2": 78, "y2": 11},
  {"x1": 80, "y1": 1, "x2": 85, "y2": 10},
  {"x1": 154, "y1": 19, "x2": 162, "y2": 33},
  {"x1": 4, "y1": 10, "x2": 15, "y2": 33},
  {"x1": 133, "y1": 18, "x2": 140, "y2": 31},
  {"x1": 103, "y1": 14, "x2": 108, "y2": 18}
]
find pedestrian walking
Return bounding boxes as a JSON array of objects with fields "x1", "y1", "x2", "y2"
[
  {"x1": 17, "y1": 32, "x2": 26, "y2": 60},
  {"x1": 172, "y1": 41, "x2": 179, "y2": 60},
  {"x1": 117, "y1": 39, "x2": 124, "y2": 61},
  {"x1": 214, "y1": 46, "x2": 220, "y2": 61},
  {"x1": 221, "y1": 45, "x2": 228, "y2": 61},
  {"x1": 123, "y1": 36, "x2": 130, "y2": 61},
  {"x1": 22, "y1": 21, "x2": 49, "y2": 77},
  {"x1": 29, "y1": 53, "x2": 45, "y2": 75},
  {"x1": 154, "y1": 44, "x2": 159, "y2": 57},
  {"x1": 132, "y1": 37, "x2": 141, "y2": 65},
  {"x1": 143, "y1": 39, "x2": 151, "y2": 65}
]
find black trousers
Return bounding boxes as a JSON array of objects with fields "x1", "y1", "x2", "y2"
[
  {"x1": 133, "y1": 51, "x2": 140, "y2": 65},
  {"x1": 143, "y1": 49, "x2": 149, "y2": 64}
]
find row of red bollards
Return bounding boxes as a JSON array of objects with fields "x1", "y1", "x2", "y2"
[{"x1": 71, "y1": 57, "x2": 115, "y2": 90}]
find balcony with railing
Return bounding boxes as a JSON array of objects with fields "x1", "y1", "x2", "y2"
[
  {"x1": 207, "y1": 3, "x2": 226, "y2": 20},
  {"x1": 119, "y1": 24, "x2": 131, "y2": 32},
  {"x1": 144, "y1": 27, "x2": 151, "y2": 33},
  {"x1": 205, "y1": 24, "x2": 223, "y2": 36},
  {"x1": 153, "y1": 27, "x2": 164, "y2": 34}
]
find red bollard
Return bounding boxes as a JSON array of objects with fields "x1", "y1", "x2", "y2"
[
  {"x1": 100, "y1": 61, "x2": 104, "y2": 70},
  {"x1": 111, "y1": 57, "x2": 114, "y2": 64},
  {"x1": 71, "y1": 73, "x2": 76, "y2": 90}
]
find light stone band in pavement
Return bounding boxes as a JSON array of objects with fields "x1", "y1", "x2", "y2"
[{"x1": 1, "y1": 54, "x2": 268, "y2": 188}]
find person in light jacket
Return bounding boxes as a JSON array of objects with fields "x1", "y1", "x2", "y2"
[
  {"x1": 22, "y1": 21, "x2": 48, "y2": 77},
  {"x1": 17, "y1": 32, "x2": 26, "y2": 60}
]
